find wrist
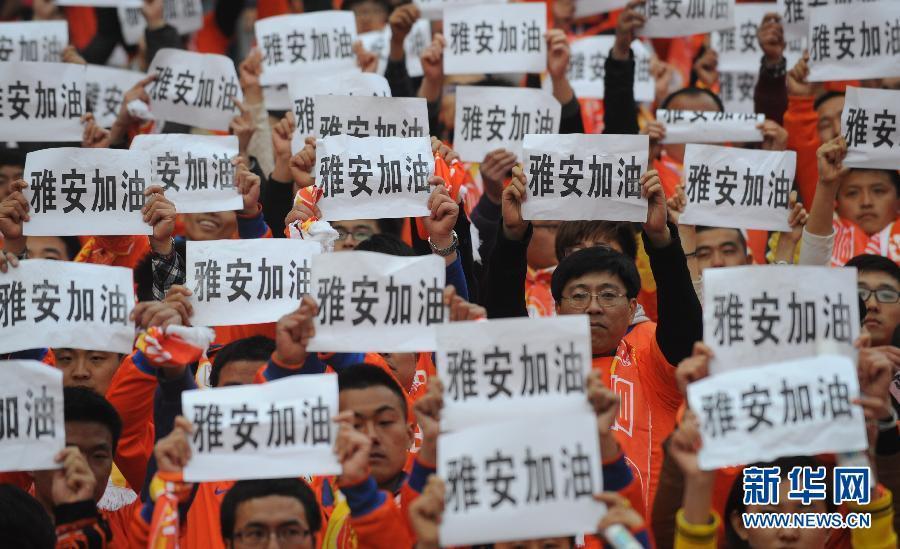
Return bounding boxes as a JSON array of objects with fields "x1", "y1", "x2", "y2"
[
  {"x1": 611, "y1": 42, "x2": 632, "y2": 61},
  {"x1": 4, "y1": 236, "x2": 26, "y2": 255},
  {"x1": 272, "y1": 349, "x2": 306, "y2": 369},
  {"x1": 645, "y1": 226, "x2": 672, "y2": 248},
  {"x1": 243, "y1": 87, "x2": 263, "y2": 104},
  {"x1": 150, "y1": 237, "x2": 173, "y2": 256},
  {"x1": 146, "y1": 18, "x2": 166, "y2": 31},
  {"x1": 272, "y1": 158, "x2": 291, "y2": 182},
  {"x1": 389, "y1": 39, "x2": 405, "y2": 61}
]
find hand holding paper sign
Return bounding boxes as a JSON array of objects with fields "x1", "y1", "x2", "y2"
[
  {"x1": 643, "y1": 119, "x2": 666, "y2": 161},
  {"x1": 81, "y1": 113, "x2": 112, "y2": 149},
  {"x1": 290, "y1": 137, "x2": 317, "y2": 189},
  {"x1": 51, "y1": 447, "x2": 97, "y2": 506},
  {"x1": 480, "y1": 149, "x2": 517, "y2": 203},
  {"x1": 0, "y1": 179, "x2": 28, "y2": 249},
  {"x1": 353, "y1": 41, "x2": 379, "y2": 73},
  {"x1": 389, "y1": 4, "x2": 421, "y2": 59},
  {"x1": 419, "y1": 34, "x2": 445, "y2": 102},
  {"x1": 235, "y1": 161, "x2": 261, "y2": 216},
  {"x1": 110, "y1": 73, "x2": 156, "y2": 146},
  {"x1": 547, "y1": 29, "x2": 575, "y2": 104},
  {"x1": 155, "y1": 416, "x2": 194, "y2": 474},
  {"x1": 229, "y1": 99, "x2": 255, "y2": 159},
  {"x1": 641, "y1": 170, "x2": 670, "y2": 247},
  {"x1": 408, "y1": 475, "x2": 444, "y2": 549},
  {"x1": 502, "y1": 165, "x2": 528, "y2": 241},
  {"x1": 786, "y1": 50, "x2": 813, "y2": 98},
  {"x1": 587, "y1": 370, "x2": 621, "y2": 460},
  {"x1": 271, "y1": 111, "x2": 296, "y2": 183},
  {"x1": 238, "y1": 47, "x2": 263, "y2": 103},
  {"x1": 613, "y1": 0, "x2": 646, "y2": 61},
  {"x1": 817, "y1": 136, "x2": 850, "y2": 188},
  {"x1": 675, "y1": 342, "x2": 712, "y2": 396},
  {"x1": 423, "y1": 177, "x2": 459, "y2": 263},
  {"x1": 668, "y1": 410, "x2": 716, "y2": 526},
  {"x1": 444, "y1": 285, "x2": 486, "y2": 321},
  {"x1": 334, "y1": 411, "x2": 372, "y2": 487},
  {"x1": 413, "y1": 378, "x2": 443, "y2": 466},
  {"x1": 757, "y1": 12, "x2": 786, "y2": 66},
  {"x1": 758, "y1": 120, "x2": 788, "y2": 152},
  {"x1": 272, "y1": 296, "x2": 319, "y2": 368},
  {"x1": 143, "y1": 185, "x2": 177, "y2": 255}
]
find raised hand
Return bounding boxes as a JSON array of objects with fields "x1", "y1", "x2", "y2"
[{"x1": 272, "y1": 295, "x2": 319, "y2": 367}]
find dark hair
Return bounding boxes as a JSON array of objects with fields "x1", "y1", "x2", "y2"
[
  {"x1": 695, "y1": 225, "x2": 748, "y2": 253},
  {"x1": 355, "y1": 233, "x2": 416, "y2": 256},
  {"x1": 60, "y1": 236, "x2": 83, "y2": 260},
  {"x1": 375, "y1": 218, "x2": 404, "y2": 239},
  {"x1": 337, "y1": 363, "x2": 408, "y2": 419},
  {"x1": 846, "y1": 168, "x2": 900, "y2": 196},
  {"x1": 210, "y1": 336, "x2": 276, "y2": 387},
  {"x1": 845, "y1": 253, "x2": 900, "y2": 286},
  {"x1": 0, "y1": 147, "x2": 25, "y2": 168},
  {"x1": 554, "y1": 221, "x2": 638, "y2": 262},
  {"x1": 550, "y1": 246, "x2": 641, "y2": 301},
  {"x1": 724, "y1": 456, "x2": 834, "y2": 548},
  {"x1": 0, "y1": 484, "x2": 55, "y2": 549},
  {"x1": 220, "y1": 478, "x2": 322, "y2": 541},
  {"x1": 660, "y1": 86, "x2": 725, "y2": 112},
  {"x1": 64, "y1": 386, "x2": 122, "y2": 452},
  {"x1": 813, "y1": 90, "x2": 845, "y2": 112}
]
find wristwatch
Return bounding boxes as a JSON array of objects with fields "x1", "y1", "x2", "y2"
[{"x1": 428, "y1": 230, "x2": 459, "y2": 257}]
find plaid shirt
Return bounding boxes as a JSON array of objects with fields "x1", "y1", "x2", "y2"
[{"x1": 151, "y1": 249, "x2": 185, "y2": 301}]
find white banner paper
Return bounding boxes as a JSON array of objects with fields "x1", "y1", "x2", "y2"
[
  {"x1": 444, "y1": 3, "x2": 547, "y2": 75},
  {"x1": 639, "y1": 0, "x2": 735, "y2": 37},
  {"x1": 453, "y1": 86, "x2": 561, "y2": 162},
  {"x1": 808, "y1": 2, "x2": 900, "y2": 81},
  {"x1": 521, "y1": 133, "x2": 649, "y2": 222},
  {"x1": 255, "y1": 12, "x2": 358, "y2": 86},
  {"x1": 23, "y1": 147, "x2": 152, "y2": 236},
  {"x1": 575, "y1": 0, "x2": 630, "y2": 18},
  {"x1": 308, "y1": 252, "x2": 446, "y2": 352},
  {"x1": 554, "y1": 37, "x2": 654, "y2": 102},
  {"x1": 314, "y1": 95, "x2": 428, "y2": 140},
  {"x1": 357, "y1": 19, "x2": 432, "y2": 77},
  {"x1": 0, "y1": 21, "x2": 67, "y2": 63},
  {"x1": 315, "y1": 135, "x2": 434, "y2": 221},
  {"x1": 778, "y1": 0, "x2": 882, "y2": 40},
  {"x1": 129, "y1": 134, "x2": 242, "y2": 213},
  {"x1": 842, "y1": 86, "x2": 900, "y2": 170},
  {"x1": 186, "y1": 239, "x2": 322, "y2": 327},
  {"x1": 689, "y1": 355, "x2": 867, "y2": 470},
  {"x1": 146, "y1": 48, "x2": 242, "y2": 131},
  {"x1": 719, "y1": 71, "x2": 758, "y2": 114},
  {"x1": 703, "y1": 265, "x2": 859, "y2": 374},
  {"x1": 85, "y1": 65, "x2": 145, "y2": 128},
  {"x1": 262, "y1": 84, "x2": 292, "y2": 111},
  {"x1": 117, "y1": 0, "x2": 204, "y2": 46},
  {"x1": 678, "y1": 144, "x2": 796, "y2": 231},
  {"x1": 414, "y1": 0, "x2": 508, "y2": 20},
  {"x1": 0, "y1": 260, "x2": 136, "y2": 354},
  {"x1": 0, "y1": 62, "x2": 86, "y2": 142},
  {"x1": 657, "y1": 109, "x2": 764, "y2": 143},
  {"x1": 438, "y1": 413, "x2": 605, "y2": 546},
  {"x1": 0, "y1": 360, "x2": 65, "y2": 473},
  {"x1": 437, "y1": 316, "x2": 593, "y2": 431},
  {"x1": 57, "y1": 0, "x2": 142, "y2": 6},
  {"x1": 183, "y1": 374, "x2": 341, "y2": 482},
  {"x1": 712, "y1": 3, "x2": 806, "y2": 72}
]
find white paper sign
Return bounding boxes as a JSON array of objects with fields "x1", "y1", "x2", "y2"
[
  {"x1": 842, "y1": 86, "x2": 900, "y2": 170},
  {"x1": 0, "y1": 260, "x2": 136, "y2": 354},
  {"x1": 357, "y1": 19, "x2": 432, "y2": 77},
  {"x1": 57, "y1": 0, "x2": 142, "y2": 6},
  {"x1": 575, "y1": 0, "x2": 630, "y2": 18},
  {"x1": 414, "y1": 0, "x2": 508, "y2": 20},
  {"x1": 719, "y1": 71, "x2": 758, "y2": 114},
  {"x1": 183, "y1": 374, "x2": 341, "y2": 482},
  {"x1": 712, "y1": 3, "x2": 806, "y2": 72},
  {"x1": 0, "y1": 62, "x2": 86, "y2": 142},
  {"x1": 186, "y1": 239, "x2": 322, "y2": 327},
  {"x1": 84, "y1": 65, "x2": 145, "y2": 128},
  {"x1": 555, "y1": 37, "x2": 654, "y2": 102},
  {"x1": 255, "y1": 12, "x2": 358, "y2": 86},
  {"x1": 129, "y1": 134, "x2": 242, "y2": 213},
  {"x1": 678, "y1": 144, "x2": 796, "y2": 232},
  {"x1": 146, "y1": 48, "x2": 242, "y2": 131},
  {"x1": 308, "y1": 252, "x2": 446, "y2": 352},
  {"x1": 657, "y1": 109, "x2": 764, "y2": 143},
  {"x1": 521, "y1": 133, "x2": 649, "y2": 222},
  {"x1": 444, "y1": 3, "x2": 547, "y2": 75},
  {"x1": 453, "y1": 86, "x2": 561, "y2": 162},
  {"x1": 703, "y1": 265, "x2": 860, "y2": 374},
  {"x1": 23, "y1": 147, "x2": 152, "y2": 236},
  {"x1": 289, "y1": 72, "x2": 391, "y2": 147},
  {"x1": 639, "y1": 0, "x2": 735, "y2": 37},
  {"x1": 437, "y1": 316, "x2": 593, "y2": 431},
  {"x1": 0, "y1": 360, "x2": 65, "y2": 473},
  {"x1": 689, "y1": 355, "x2": 867, "y2": 470},
  {"x1": 438, "y1": 413, "x2": 605, "y2": 546},
  {"x1": 0, "y1": 21, "x2": 67, "y2": 63},
  {"x1": 808, "y1": 2, "x2": 900, "y2": 81},
  {"x1": 117, "y1": 1, "x2": 204, "y2": 46},
  {"x1": 263, "y1": 84, "x2": 292, "y2": 111},
  {"x1": 314, "y1": 95, "x2": 429, "y2": 140},
  {"x1": 315, "y1": 135, "x2": 434, "y2": 221},
  {"x1": 778, "y1": 0, "x2": 881, "y2": 40}
]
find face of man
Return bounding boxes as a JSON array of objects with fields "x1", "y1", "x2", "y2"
[
  {"x1": 331, "y1": 220, "x2": 379, "y2": 251},
  {"x1": 351, "y1": 0, "x2": 388, "y2": 34},
  {"x1": 552, "y1": 0, "x2": 575, "y2": 27},
  {"x1": 556, "y1": 272, "x2": 637, "y2": 356},
  {"x1": 731, "y1": 481, "x2": 829, "y2": 549},
  {"x1": 695, "y1": 228, "x2": 750, "y2": 271},
  {"x1": 816, "y1": 94, "x2": 845, "y2": 143},
  {"x1": 527, "y1": 222, "x2": 560, "y2": 270},
  {"x1": 33, "y1": 421, "x2": 114, "y2": 507},
  {"x1": 228, "y1": 495, "x2": 314, "y2": 549},
  {"x1": 0, "y1": 164, "x2": 23, "y2": 201},
  {"x1": 338, "y1": 385, "x2": 413, "y2": 487},
  {"x1": 26, "y1": 236, "x2": 70, "y2": 260},
  {"x1": 182, "y1": 212, "x2": 238, "y2": 241},
  {"x1": 859, "y1": 270, "x2": 900, "y2": 346},
  {"x1": 216, "y1": 359, "x2": 267, "y2": 387},
  {"x1": 836, "y1": 169, "x2": 899, "y2": 236},
  {"x1": 663, "y1": 93, "x2": 722, "y2": 164},
  {"x1": 53, "y1": 349, "x2": 121, "y2": 395}
]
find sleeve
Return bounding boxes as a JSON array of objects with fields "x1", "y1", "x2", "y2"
[
  {"x1": 145, "y1": 25, "x2": 183, "y2": 68},
  {"x1": 237, "y1": 204, "x2": 273, "y2": 239},
  {"x1": 262, "y1": 175, "x2": 295, "y2": 239},
  {"x1": 559, "y1": 95, "x2": 585, "y2": 134},
  {"x1": 248, "y1": 101, "x2": 276, "y2": 179},
  {"x1": 105, "y1": 352, "x2": 158, "y2": 493},
  {"x1": 798, "y1": 228, "x2": 835, "y2": 266},
  {"x1": 673, "y1": 508, "x2": 720, "y2": 549},
  {"x1": 753, "y1": 59, "x2": 788, "y2": 125},
  {"x1": 651, "y1": 438, "x2": 686, "y2": 549},
  {"x1": 78, "y1": 8, "x2": 124, "y2": 66},
  {"x1": 603, "y1": 51, "x2": 639, "y2": 135},
  {"x1": 150, "y1": 250, "x2": 186, "y2": 301},
  {"x1": 848, "y1": 487, "x2": 897, "y2": 549},
  {"x1": 398, "y1": 457, "x2": 436, "y2": 509},
  {"x1": 384, "y1": 58, "x2": 415, "y2": 98},
  {"x1": 469, "y1": 193, "x2": 502, "y2": 267},
  {"x1": 445, "y1": 255, "x2": 469, "y2": 301},
  {"x1": 642, "y1": 222, "x2": 703, "y2": 367},
  {"x1": 339, "y1": 477, "x2": 415, "y2": 549},
  {"x1": 483, "y1": 222, "x2": 532, "y2": 319},
  {"x1": 258, "y1": 352, "x2": 367, "y2": 382},
  {"x1": 54, "y1": 501, "x2": 112, "y2": 549},
  {"x1": 783, "y1": 95, "x2": 821, "y2": 208}
]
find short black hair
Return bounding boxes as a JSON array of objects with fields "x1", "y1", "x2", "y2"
[
  {"x1": 375, "y1": 218, "x2": 404, "y2": 239},
  {"x1": 220, "y1": 478, "x2": 321, "y2": 541},
  {"x1": 355, "y1": 233, "x2": 416, "y2": 256},
  {"x1": 337, "y1": 363, "x2": 408, "y2": 419},
  {"x1": 814, "y1": 90, "x2": 845, "y2": 111},
  {"x1": 554, "y1": 221, "x2": 638, "y2": 261},
  {"x1": 0, "y1": 484, "x2": 55, "y2": 549},
  {"x1": 64, "y1": 386, "x2": 122, "y2": 452},
  {"x1": 551, "y1": 246, "x2": 641, "y2": 301},
  {"x1": 60, "y1": 236, "x2": 83, "y2": 260},
  {"x1": 210, "y1": 336, "x2": 276, "y2": 387},
  {"x1": 845, "y1": 253, "x2": 900, "y2": 286},
  {"x1": 661, "y1": 86, "x2": 725, "y2": 112},
  {"x1": 695, "y1": 225, "x2": 748, "y2": 252}
]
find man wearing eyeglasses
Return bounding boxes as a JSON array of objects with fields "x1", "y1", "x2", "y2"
[
  {"x1": 846, "y1": 254, "x2": 900, "y2": 348},
  {"x1": 220, "y1": 478, "x2": 321, "y2": 549}
]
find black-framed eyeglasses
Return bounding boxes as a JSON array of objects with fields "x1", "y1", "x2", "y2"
[
  {"x1": 561, "y1": 290, "x2": 627, "y2": 310},
  {"x1": 858, "y1": 287, "x2": 900, "y2": 304},
  {"x1": 234, "y1": 525, "x2": 312, "y2": 548},
  {"x1": 335, "y1": 228, "x2": 374, "y2": 242}
]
